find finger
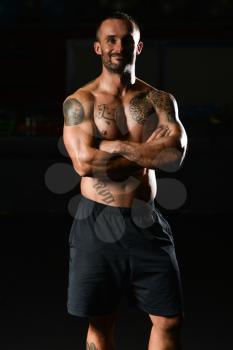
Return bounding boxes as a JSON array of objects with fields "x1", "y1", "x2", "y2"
[
  {"x1": 151, "y1": 127, "x2": 167, "y2": 140},
  {"x1": 156, "y1": 125, "x2": 171, "y2": 138},
  {"x1": 146, "y1": 127, "x2": 170, "y2": 143},
  {"x1": 156, "y1": 128, "x2": 168, "y2": 138},
  {"x1": 145, "y1": 127, "x2": 165, "y2": 143}
]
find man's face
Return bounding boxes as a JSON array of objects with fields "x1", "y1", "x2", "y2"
[{"x1": 94, "y1": 19, "x2": 142, "y2": 74}]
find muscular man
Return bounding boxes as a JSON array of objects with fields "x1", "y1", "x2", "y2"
[{"x1": 63, "y1": 12, "x2": 187, "y2": 350}]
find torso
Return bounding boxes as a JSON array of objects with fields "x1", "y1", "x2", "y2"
[{"x1": 77, "y1": 78, "x2": 160, "y2": 207}]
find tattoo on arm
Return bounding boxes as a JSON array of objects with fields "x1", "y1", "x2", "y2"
[
  {"x1": 147, "y1": 90, "x2": 176, "y2": 123},
  {"x1": 129, "y1": 91, "x2": 154, "y2": 125},
  {"x1": 63, "y1": 98, "x2": 84, "y2": 125},
  {"x1": 86, "y1": 341, "x2": 101, "y2": 350},
  {"x1": 92, "y1": 178, "x2": 115, "y2": 204}
]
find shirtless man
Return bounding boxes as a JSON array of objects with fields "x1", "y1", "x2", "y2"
[{"x1": 63, "y1": 12, "x2": 187, "y2": 350}]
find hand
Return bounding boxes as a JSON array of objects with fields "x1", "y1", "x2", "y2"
[
  {"x1": 99, "y1": 139, "x2": 120, "y2": 154},
  {"x1": 145, "y1": 125, "x2": 170, "y2": 143}
]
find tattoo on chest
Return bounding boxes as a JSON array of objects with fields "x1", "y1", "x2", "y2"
[
  {"x1": 147, "y1": 90, "x2": 176, "y2": 123},
  {"x1": 92, "y1": 179, "x2": 115, "y2": 204},
  {"x1": 129, "y1": 91, "x2": 154, "y2": 125},
  {"x1": 96, "y1": 104, "x2": 117, "y2": 125},
  {"x1": 63, "y1": 98, "x2": 84, "y2": 125},
  {"x1": 96, "y1": 104, "x2": 128, "y2": 136}
]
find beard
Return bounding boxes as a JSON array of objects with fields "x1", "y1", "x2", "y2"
[{"x1": 102, "y1": 53, "x2": 133, "y2": 74}]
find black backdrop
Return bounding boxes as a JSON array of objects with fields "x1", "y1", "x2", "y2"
[{"x1": 0, "y1": 1, "x2": 233, "y2": 349}]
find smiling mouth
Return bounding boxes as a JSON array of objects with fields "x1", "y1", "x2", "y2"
[{"x1": 111, "y1": 55, "x2": 124, "y2": 59}]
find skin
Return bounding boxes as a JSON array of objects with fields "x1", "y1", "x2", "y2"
[
  {"x1": 86, "y1": 343, "x2": 100, "y2": 350},
  {"x1": 63, "y1": 18, "x2": 187, "y2": 350}
]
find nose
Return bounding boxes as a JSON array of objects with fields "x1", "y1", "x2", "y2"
[{"x1": 114, "y1": 39, "x2": 124, "y2": 53}]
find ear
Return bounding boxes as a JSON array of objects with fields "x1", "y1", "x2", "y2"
[
  {"x1": 94, "y1": 41, "x2": 102, "y2": 55},
  {"x1": 136, "y1": 41, "x2": 143, "y2": 55}
]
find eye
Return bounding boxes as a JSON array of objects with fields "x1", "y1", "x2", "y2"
[{"x1": 107, "y1": 37, "x2": 116, "y2": 44}]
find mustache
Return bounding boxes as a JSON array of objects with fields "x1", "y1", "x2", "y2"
[{"x1": 110, "y1": 54, "x2": 124, "y2": 58}]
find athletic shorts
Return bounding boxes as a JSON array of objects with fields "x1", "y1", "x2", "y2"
[{"x1": 67, "y1": 194, "x2": 184, "y2": 318}]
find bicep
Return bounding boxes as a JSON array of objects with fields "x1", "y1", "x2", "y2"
[
  {"x1": 155, "y1": 92, "x2": 187, "y2": 150},
  {"x1": 62, "y1": 97, "x2": 97, "y2": 165},
  {"x1": 63, "y1": 122, "x2": 96, "y2": 163}
]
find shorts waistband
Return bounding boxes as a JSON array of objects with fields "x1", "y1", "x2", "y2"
[{"x1": 79, "y1": 193, "x2": 154, "y2": 217}]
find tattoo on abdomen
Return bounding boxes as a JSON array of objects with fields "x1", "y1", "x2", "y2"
[
  {"x1": 129, "y1": 91, "x2": 154, "y2": 125},
  {"x1": 147, "y1": 90, "x2": 176, "y2": 123},
  {"x1": 86, "y1": 341, "x2": 100, "y2": 350},
  {"x1": 93, "y1": 179, "x2": 115, "y2": 204},
  {"x1": 63, "y1": 98, "x2": 84, "y2": 125}
]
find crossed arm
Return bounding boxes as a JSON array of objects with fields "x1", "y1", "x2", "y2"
[
  {"x1": 96, "y1": 92, "x2": 187, "y2": 173},
  {"x1": 100, "y1": 124, "x2": 187, "y2": 172},
  {"x1": 63, "y1": 94, "x2": 143, "y2": 181},
  {"x1": 63, "y1": 91, "x2": 187, "y2": 180}
]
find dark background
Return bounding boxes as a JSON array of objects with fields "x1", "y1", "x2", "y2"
[{"x1": 0, "y1": 1, "x2": 232, "y2": 349}]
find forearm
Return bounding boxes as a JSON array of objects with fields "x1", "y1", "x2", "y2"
[
  {"x1": 80, "y1": 147, "x2": 143, "y2": 180},
  {"x1": 117, "y1": 139, "x2": 183, "y2": 172},
  {"x1": 107, "y1": 155, "x2": 143, "y2": 181}
]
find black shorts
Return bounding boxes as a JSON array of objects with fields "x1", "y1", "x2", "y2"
[{"x1": 67, "y1": 194, "x2": 184, "y2": 318}]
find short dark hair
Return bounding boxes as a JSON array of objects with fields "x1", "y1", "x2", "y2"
[{"x1": 95, "y1": 11, "x2": 141, "y2": 41}]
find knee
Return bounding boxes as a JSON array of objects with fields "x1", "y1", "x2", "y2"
[{"x1": 150, "y1": 313, "x2": 183, "y2": 333}]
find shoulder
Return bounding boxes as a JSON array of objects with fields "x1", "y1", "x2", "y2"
[
  {"x1": 143, "y1": 86, "x2": 178, "y2": 115},
  {"x1": 135, "y1": 78, "x2": 175, "y2": 102},
  {"x1": 63, "y1": 85, "x2": 95, "y2": 105},
  {"x1": 135, "y1": 80, "x2": 179, "y2": 121},
  {"x1": 63, "y1": 78, "x2": 97, "y2": 105},
  {"x1": 63, "y1": 87, "x2": 95, "y2": 126}
]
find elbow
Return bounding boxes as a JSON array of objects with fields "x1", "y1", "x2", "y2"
[
  {"x1": 72, "y1": 148, "x2": 97, "y2": 177},
  {"x1": 177, "y1": 148, "x2": 186, "y2": 169},
  {"x1": 168, "y1": 136, "x2": 187, "y2": 171},
  {"x1": 177, "y1": 138, "x2": 187, "y2": 169},
  {"x1": 73, "y1": 159, "x2": 90, "y2": 177},
  {"x1": 154, "y1": 134, "x2": 187, "y2": 172},
  {"x1": 154, "y1": 146, "x2": 185, "y2": 173},
  {"x1": 168, "y1": 146, "x2": 186, "y2": 172},
  {"x1": 74, "y1": 147, "x2": 96, "y2": 176},
  {"x1": 172, "y1": 154, "x2": 184, "y2": 171}
]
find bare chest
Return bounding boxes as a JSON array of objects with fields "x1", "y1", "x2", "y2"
[{"x1": 93, "y1": 92, "x2": 159, "y2": 143}]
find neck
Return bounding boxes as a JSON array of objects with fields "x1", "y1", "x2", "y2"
[{"x1": 98, "y1": 65, "x2": 136, "y2": 96}]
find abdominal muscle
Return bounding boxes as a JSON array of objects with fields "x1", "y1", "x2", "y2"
[{"x1": 80, "y1": 168, "x2": 157, "y2": 207}]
